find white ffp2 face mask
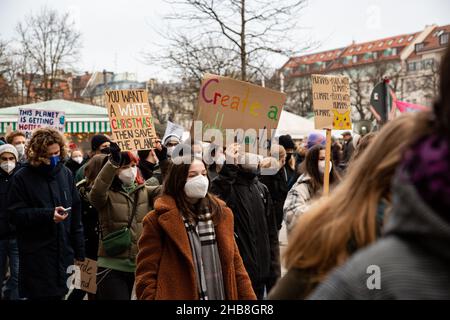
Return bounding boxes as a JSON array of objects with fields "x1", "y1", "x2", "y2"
[
  {"x1": 1, "y1": 161, "x2": 16, "y2": 174},
  {"x1": 184, "y1": 174, "x2": 209, "y2": 199},
  {"x1": 167, "y1": 146, "x2": 175, "y2": 157},
  {"x1": 72, "y1": 156, "x2": 83, "y2": 164},
  {"x1": 118, "y1": 166, "x2": 138, "y2": 185},
  {"x1": 15, "y1": 143, "x2": 25, "y2": 158},
  {"x1": 318, "y1": 160, "x2": 332, "y2": 174}
]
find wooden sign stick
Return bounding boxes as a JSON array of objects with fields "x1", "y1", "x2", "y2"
[{"x1": 323, "y1": 128, "x2": 332, "y2": 196}]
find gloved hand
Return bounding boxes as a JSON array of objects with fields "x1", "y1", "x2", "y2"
[
  {"x1": 109, "y1": 141, "x2": 122, "y2": 167},
  {"x1": 154, "y1": 140, "x2": 168, "y2": 162}
]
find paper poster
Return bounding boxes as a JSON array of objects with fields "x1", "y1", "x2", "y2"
[
  {"x1": 18, "y1": 108, "x2": 65, "y2": 139},
  {"x1": 312, "y1": 74, "x2": 351, "y2": 130},
  {"x1": 105, "y1": 89, "x2": 157, "y2": 151},
  {"x1": 193, "y1": 74, "x2": 286, "y2": 144}
]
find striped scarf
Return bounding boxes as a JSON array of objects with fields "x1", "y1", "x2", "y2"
[{"x1": 183, "y1": 201, "x2": 225, "y2": 300}]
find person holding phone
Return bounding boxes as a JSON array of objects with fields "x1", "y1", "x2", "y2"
[{"x1": 7, "y1": 128, "x2": 85, "y2": 300}]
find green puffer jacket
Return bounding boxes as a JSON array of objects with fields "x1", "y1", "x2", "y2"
[{"x1": 88, "y1": 160, "x2": 160, "y2": 261}]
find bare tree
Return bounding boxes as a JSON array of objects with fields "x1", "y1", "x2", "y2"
[
  {"x1": 343, "y1": 67, "x2": 373, "y2": 121},
  {"x1": 284, "y1": 76, "x2": 312, "y2": 117},
  {"x1": 0, "y1": 39, "x2": 15, "y2": 107},
  {"x1": 151, "y1": 0, "x2": 312, "y2": 83},
  {"x1": 16, "y1": 7, "x2": 81, "y2": 101}
]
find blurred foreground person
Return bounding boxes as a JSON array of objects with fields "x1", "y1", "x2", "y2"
[{"x1": 309, "y1": 45, "x2": 450, "y2": 300}]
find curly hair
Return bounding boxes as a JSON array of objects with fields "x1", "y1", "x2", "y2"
[{"x1": 26, "y1": 128, "x2": 67, "y2": 167}]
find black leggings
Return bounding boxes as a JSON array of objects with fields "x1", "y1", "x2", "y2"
[{"x1": 96, "y1": 268, "x2": 135, "y2": 300}]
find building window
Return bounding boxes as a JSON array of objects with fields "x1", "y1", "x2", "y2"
[
  {"x1": 415, "y1": 43, "x2": 425, "y2": 52},
  {"x1": 423, "y1": 59, "x2": 434, "y2": 70},
  {"x1": 352, "y1": 55, "x2": 358, "y2": 63},
  {"x1": 398, "y1": 38, "x2": 404, "y2": 43},
  {"x1": 392, "y1": 48, "x2": 398, "y2": 55},
  {"x1": 364, "y1": 52, "x2": 372, "y2": 60},
  {"x1": 383, "y1": 49, "x2": 392, "y2": 57},
  {"x1": 373, "y1": 52, "x2": 378, "y2": 60},
  {"x1": 408, "y1": 62, "x2": 416, "y2": 72},
  {"x1": 440, "y1": 33, "x2": 449, "y2": 45}
]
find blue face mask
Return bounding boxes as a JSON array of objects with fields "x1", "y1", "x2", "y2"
[{"x1": 49, "y1": 155, "x2": 60, "y2": 169}]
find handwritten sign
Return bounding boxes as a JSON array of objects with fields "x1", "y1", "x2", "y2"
[
  {"x1": 194, "y1": 74, "x2": 286, "y2": 143},
  {"x1": 74, "y1": 258, "x2": 97, "y2": 294},
  {"x1": 162, "y1": 121, "x2": 185, "y2": 144},
  {"x1": 18, "y1": 108, "x2": 65, "y2": 139},
  {"x1": 105, "y1": 89, "x2": 157, "y2": 151},
  {"x1": 312, "y1": 74, "x2": 351, "y2": 130}
]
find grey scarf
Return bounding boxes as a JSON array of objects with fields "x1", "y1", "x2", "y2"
[{"x1": 183, "y1": 201, "x2": 225, "y2": 300}]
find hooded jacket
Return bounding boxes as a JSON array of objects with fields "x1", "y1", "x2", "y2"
[
  {"x1": 309, "y1": 173, "x2": 450, "y2": 300},
  {"x1": 88, "y1": 161, "x2": 160, "y2": 263}
]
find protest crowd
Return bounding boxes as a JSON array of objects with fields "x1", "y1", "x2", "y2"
[{"x1": 0, "y1": 44, "x2": 449, "y2": 301}]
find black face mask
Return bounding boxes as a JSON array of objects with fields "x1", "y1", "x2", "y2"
[{"x1": 100, "y1": 147, "x2": 111, "y2": 155}]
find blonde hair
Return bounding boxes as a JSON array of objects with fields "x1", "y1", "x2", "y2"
[
  {"x1": 283, "y1": 112, "x2": 432, "y2": 294},
  {"x1": 26, "y1": 128, "x2": 67, "y2": 167}
]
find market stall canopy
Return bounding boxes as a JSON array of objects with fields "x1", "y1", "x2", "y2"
[
  {"x1": 275, "y1": 110, "x2": 354, "y2": 139},
  {"x1": 0, "y1": 99, "x2": 111, "y2": 134},
  {"x1": 275, "y1": 110, "x2": 316, "y2": 139}
]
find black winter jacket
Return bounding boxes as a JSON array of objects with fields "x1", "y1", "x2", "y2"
[
  {"x1": 7, "y1": 162, "x2": 85, "y2": 299},
  {"x1": 0, "y1": 165, "x2": 20, "y2": 239},
  {"x1": 211, "y1": 165, "x2": 281, "y2": 297}
]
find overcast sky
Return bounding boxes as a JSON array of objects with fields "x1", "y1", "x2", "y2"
[{"x1": 1, "y1": 0, "x2": 449, "y2": 81}]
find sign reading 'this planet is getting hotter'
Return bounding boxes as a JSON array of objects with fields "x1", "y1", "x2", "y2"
[{"x1": 193, "y1": 74, "x2": 286, "y2": 141}]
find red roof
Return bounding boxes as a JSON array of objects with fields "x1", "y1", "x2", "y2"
[
  {"x1": 408, "y1": 24, "x2": 450, "y2": 60},
  {"x1": 282, "y1": 30, "x2": 424, "y2": 76}
]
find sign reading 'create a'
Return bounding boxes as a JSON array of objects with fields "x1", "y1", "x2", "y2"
[
  {"x1": 312, "y1": 74, "x2": 351, "y2": 130},
  {"x1": 18, "y1": 108, "x2": 65, "y2": 139},
  {"x1": 105, "y1": 89, "x2": 157, "y2": 151},
  {"x1": 194, "y1": 74, "x2": 286, "y2": 142}
]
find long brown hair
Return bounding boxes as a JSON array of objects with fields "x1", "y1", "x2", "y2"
[
  {"x1": 284, "y1": 112, "x2": 433, "y2": 292},
  {"x1": 26, "y1": 128, "x2": 67, "y2": 167},
  {"x1": 299, "y1": 145, "x2": 340, "y2": 194},
  {"x1": 163, "y1": 156, "x2": 223, "y2": 224}
]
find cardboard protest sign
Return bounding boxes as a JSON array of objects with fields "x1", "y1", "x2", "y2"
[
  {"x1": 193, "y1": 74, "x2": 286, "y2": 145},
  {"x1": 18, "y1": 108, "x2": 65, "y2": 139},
  {"x1": 105, "y1": 89, "x2": 157, "y2": 151},
  {"x1": 312, "y1": 74, "x2": 351, "y2": 130},
  {"x1": 73, "y1": 258, "x2": 97, "y2": 294},
  {"x1": 162, "y1": 121, "x2": 185, "y2": 144}
]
